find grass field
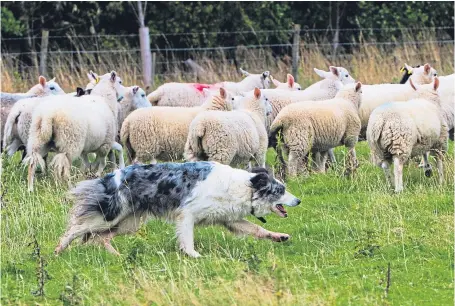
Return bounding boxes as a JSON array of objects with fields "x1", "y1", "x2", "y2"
[{"x1": 1, "y1": 141, "x2": 453, "y2": 305}]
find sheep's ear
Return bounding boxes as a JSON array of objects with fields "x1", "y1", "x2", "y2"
[
  {"x1": 355, "y1": 82, "x2": 362, "y2": 92},
  {"x1": 110, "y1": 71, "x2": 117, "y2": 82},
  {"x1": 132, "y1": 86, "x2": 139, "y2": 95},
  {"x1": 287, "y1": 74, "x2": 295, "y2": 88},
  {"x1": 254, "y1": 87, "x2": 261, "y2": 99},
  {"x1": 49, "y1": 77, "x2": 56, "y2": 83},
  {"x1": 313, "y1": 68, "x2": 326, "y2": 78},
  {"x1": 76, "y1": 87, "x2": 85, "y2": 97},
  {"x1": 239, "y1": 68, "x2": 250, "y2": 77},
  {"x1": 433, "y1": 77, "x2": 440, "y2": 91},
  {"x1": 271, "y1": 75, "x2": 280, "y2": 87},
  {"x1": 409, "y1": 78, "x2": 418, "y2": 91},
  {"x1": 424, "y1": 63, "x2": 431, "y2": 75},
  {"x1": 262, "y1": 71, "x2": 270, "y2": 80},
  {"x1": 39, "y1": 76, "x2": 46, "y2": 87},
  {"x1": 329, "y1": 66, "x2": 339, "y2": 77},
  {"x1": 219, "y1": 87, "x2": 227, "y2": 99}
]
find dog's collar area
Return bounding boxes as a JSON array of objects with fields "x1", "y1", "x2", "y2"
[{"x1": 251, "y1": 207, "x2": 266, "y2": 223}]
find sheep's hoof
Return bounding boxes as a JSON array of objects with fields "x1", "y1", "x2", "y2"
[{"x1": 425, "y1": 169, "x2": 433, "y2": 178}]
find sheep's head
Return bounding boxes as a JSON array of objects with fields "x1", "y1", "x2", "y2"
[
  {"x1": 130, "y1": 86, "x2": 150, "y2": 109},
  {"x1": 409, "y1": 77, "x2": 440, "y2": 103},
  {"x1": 27, "y1": 76, "x2": 65, "y2": 96},
  {"x1": 336, "y1": 82, "x2": 363, "y2": 109},
  {"x1": 314, "y1": 66, "x2": 355, "y2": 85},
  {"x1": 405, "y1": 63, "x2": 437, "y2": 85},
  {"x1": 236, "y1": 87, "x2": 271, "y2": 123},
  {"x1": 271, "y1": 74, "x2": 302, "y2": 91},
  {"x1": 90, "y1": 71, "x2": 125, "y2": 103}
]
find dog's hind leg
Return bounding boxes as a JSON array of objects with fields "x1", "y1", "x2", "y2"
[
  {"x1": 175, "y1": 213, "x2": 200, "y2": 258},
  {"x1": 55, "y1": 224, "x2": 92, "y2": 254},
  {"x1": 224, "y1": 219, "x2": 290, "y2": 242}
]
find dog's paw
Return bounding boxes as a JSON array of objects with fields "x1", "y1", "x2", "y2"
[{"x1": 269, "y1": 232, "x2": 290, "y2": 242}]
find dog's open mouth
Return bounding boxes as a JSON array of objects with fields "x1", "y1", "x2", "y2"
[{"x1": 272, "y1": 204, "x2": 288, "y2": 218}]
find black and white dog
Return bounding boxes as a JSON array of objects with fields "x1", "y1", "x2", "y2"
[{"x1": 55, "y1": 161, "x2": 301, "y2": 257}]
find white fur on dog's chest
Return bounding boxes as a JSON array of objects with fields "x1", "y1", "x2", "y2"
[{"x1": 184, "y1": 164, "x2": 253, "y2": 223}]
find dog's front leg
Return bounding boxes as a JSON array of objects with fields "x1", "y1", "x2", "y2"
[
  {"x1": 175, "y1": 212, "x2": 201, "y2": 258},
  {"x1": 224, "y1": 219, "x2": 290, "y2": 242}
]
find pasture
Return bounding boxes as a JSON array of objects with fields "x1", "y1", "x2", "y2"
[{"x1": 1, "y1": 140, "x2": 453, "y2": 305}]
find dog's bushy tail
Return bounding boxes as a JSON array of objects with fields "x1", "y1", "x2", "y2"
[
  {"x1": 70, "y1": 174, "x2": 123, "y2": 222},
  {"x1": 184, "y1": 121, "x2": 206, "y2": 161}
]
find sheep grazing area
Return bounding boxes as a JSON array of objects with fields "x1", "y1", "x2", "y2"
[{"x1": 1, "y1": 139, "x2": 453, "y2": 304}]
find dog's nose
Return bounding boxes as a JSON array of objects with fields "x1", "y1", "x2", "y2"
[{"x1": 294, "y1": 199, "x2": 301, "y2": 206}]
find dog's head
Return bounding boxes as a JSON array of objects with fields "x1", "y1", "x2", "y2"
[{"x1": 249, "y1": 168, "x2": 300, "y2": 218}]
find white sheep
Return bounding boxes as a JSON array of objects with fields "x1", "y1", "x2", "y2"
[
  {"x1": 366, "y1": 78, "x2": 447, "y2": 193},
  {"x1": 359, "y1": 63, "x2": 436, "y2": 138},
  {"x1": 121, "y1": 88, "x2": 233, "y2": 164},
  {"x1": 270, "y1": 74, "x2": 302, "y2": 91},
  {"x1": 269, "y1": 82, "x2": 363, "y2": 177},
  {"x1": 25, "y1": 71, "x2": 125, "y2": 191},
  {"x1": 146, "y1": 69, "x2": 271, "y2": 107},
  {"x1": 3, "y1": 73, "x2": 99, "y2": 159},
  {"x1": 1, "y1": 76, "x2": 65, "y2": 150},
  {"x1": 184, "y1": 88, "x2": 270, "y2": 168}
]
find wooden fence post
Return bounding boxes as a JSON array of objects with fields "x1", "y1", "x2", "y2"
[
  {"x1": 139, "y1": 27, "x2": 152, "y2": 90},
  {"x1": 292, "y1": 24, "x2": 301, "y2": 82},
  {"x1": 151, "y1": 52, "x2": 156, "y2": 90},
  {"x1": 39, "y1": 30, "x2": 49, "y2": 76}
]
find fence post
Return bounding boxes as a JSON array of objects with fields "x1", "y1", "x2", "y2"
[
  {"x1": 292, "y1": 24, "x2": 300, "y2": 82},
  {"x1": 151, "y1": 52, "x2": 156, "y2": 89},
  {"x1": 139, "y1": 27, "x2": 152, "y2": 90},
  {"x1": 39, "y1": 30, "x2": 49, "y2": 76}
]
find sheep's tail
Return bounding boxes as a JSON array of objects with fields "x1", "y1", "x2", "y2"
[
  {"x1": 50, "y1": 153, "x2": 71, "y2": 181},
  {"x1": 146, "y1": 86, "x2": 163, "y2": 106},
  {"x1": 268, "y1": 120, "x2": 286, "y2": 167},
  {"x1": 184, "y1": 122, "x2": 206, "y2": 161},
  {"x1": 120, "y1": 119, "x2": 135, "y2": 162},
  {"x1": 3, "y1": 107, "x2": 21, "y2": 154}
]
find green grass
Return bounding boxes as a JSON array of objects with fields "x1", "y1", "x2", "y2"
[{"x1": 1, "y1": 142, "x2": 453, "y2": 305}]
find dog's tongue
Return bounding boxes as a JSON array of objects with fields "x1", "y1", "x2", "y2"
[{"x1": 276, "y1": 204, "x2": 287, "y2": 217}]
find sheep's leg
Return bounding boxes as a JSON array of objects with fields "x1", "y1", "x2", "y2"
[
  {"x1": 111, "y1": 142, "x2": 125, "y2": 169},
  {"x1": 288, "y1": 150, "x2": 308, "y2": 177},
  {"x1": 345, "y1": 147, "x2": 358, "y2": 177},
  {"x1": 422, "y1": 152, "x2": 432, "y2": 177},
  {"x1": 94, "y1": 145, "x2": 110, "y2": 177},
  {"x1": 435, "y1": 150, "x2": 444, "y2": 185},
  {"x1": 312, "y1": 151, "x2": 321, "y2": 171},
  {"x1": 80, "y1": 153, "x2": 91, "y2": 173},
  {"x1": 381, "y1": 161, "x2": 394, "y2": 188},
  {"x1": 223, "y1": 219, "x2": 290, "y2": 242},
  {"x1": 108, "y1": 150, "x2": 116, "y2": 167},
  {"x1": 327, "y1": 148, "x2": 336, "y2": 167},
  {"x1": 393, "y1": 156, "x2": 404, "y2": 193},
  {"x1": 317, "y1": 151, "x2": 328, "y2": 173},
  {"x1": 175, "y1": 213, "x2": 200, "y2": 258}
]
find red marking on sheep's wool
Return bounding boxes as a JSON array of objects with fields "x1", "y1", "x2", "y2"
[{"x1": 192, "y1": 83, "x2": 212, "y2": 93}]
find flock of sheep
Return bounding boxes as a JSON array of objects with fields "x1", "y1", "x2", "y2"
[{"x1": 1, "y1": 63, "x2": 453, "y2": 193}]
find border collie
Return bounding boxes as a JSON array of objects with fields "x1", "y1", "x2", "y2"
[{"x1": 55, "y1": 161, "x2": 300, "y2": 257}]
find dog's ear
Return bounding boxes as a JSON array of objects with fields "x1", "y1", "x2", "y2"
[{"x1": 250, "y1": 172, "x2": 270, "y2": 190}]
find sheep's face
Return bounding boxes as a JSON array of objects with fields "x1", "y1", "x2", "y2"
[
  {"x1": 28, "y1": 76, "x2": 65, "y2": 96},
  {"x1": 410, "y1": 64, "x2": 437, "y2": 85},
  {"x1": 130, "y1": 86, "x2": 151, "y2": 109},
  {"x1": 335, "y1": 67, "x2": 356, "y2": 84},
  {"x1": 314, "y1": 66, "x2": 355, "y2": 84}
]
